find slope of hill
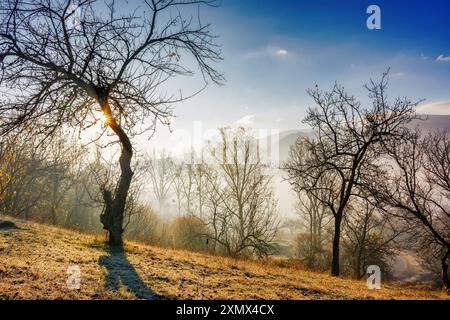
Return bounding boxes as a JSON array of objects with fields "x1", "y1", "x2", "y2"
[{"x1": 0, "y1": 216, "x2": 447, "y2": 300}]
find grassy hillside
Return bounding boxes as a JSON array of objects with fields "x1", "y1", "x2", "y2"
[{"x1": 0, "y1": 216, "x2": 447, "y2": 300}]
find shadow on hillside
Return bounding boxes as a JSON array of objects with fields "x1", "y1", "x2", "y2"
[
  {"x1": 0, "y1": 220, "x2": 19, "y2": 230},
  {"x1": 99, "y1": 246, "x2": 157, "y2": 300}
]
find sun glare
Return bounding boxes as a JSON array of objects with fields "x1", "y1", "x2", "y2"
[{"x1": 99, "y1": 113, "x2": 108, "y2": 125}]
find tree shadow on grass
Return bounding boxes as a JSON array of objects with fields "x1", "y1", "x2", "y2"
[{"x1": 99, "y1": 246, "x2": 157, "y2": 300}]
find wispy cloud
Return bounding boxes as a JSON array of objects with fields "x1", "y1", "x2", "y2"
[
  {"x1": 416, "y1": 101, "x2": 450, "y2": 115},
  {"x1": 274, "y1": 49, "x2": 288, "y2": 57},
  {"x1": 243, "y1": 47, "x2": 291, "y2": 59},
  {"x1": 436, "y1": 54, "x2": 450, "y2": 62}
]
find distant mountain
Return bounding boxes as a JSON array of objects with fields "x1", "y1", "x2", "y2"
[
  {"x1": 276, "y1": 115, "x2": 450, "y2": 164},
  {"x1": 277, "y1": 129, "x2": 314, "y2": 164}
]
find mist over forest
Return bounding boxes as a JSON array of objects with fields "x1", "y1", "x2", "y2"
[{"x1": 1, "y1": 0, "x2": 449, "y2": 303}]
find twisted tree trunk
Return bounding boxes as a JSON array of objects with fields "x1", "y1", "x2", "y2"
[{"x1": 99, "y1": 97, "x2": 134, "y2": 247}]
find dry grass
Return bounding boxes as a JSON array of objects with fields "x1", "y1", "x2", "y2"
[{"x1": 0, "y1": 216, "x2": 447, "y2": 300}]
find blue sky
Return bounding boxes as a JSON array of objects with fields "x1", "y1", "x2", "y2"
[
  {"x1": 111, "y1": 0, "x2": 450, "y2": 214},
  {"x1": 133, "y1": 0, "x2": 450, "y2": 150}
]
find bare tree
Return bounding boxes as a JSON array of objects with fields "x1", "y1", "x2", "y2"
[
  {"x1": 181, "y1": 150, "x2": 196, "y2": 214},
  {"x1": 64, "y1": 159, "x2": 102, "y2": 231},
  {"x1": 204, "y1": 128, "x2": 279, "y2": 258},
  {"x1": 284, "y1": 72, "x2": 417, "y2": 275},
  {"x1": 202, "y1": 158, "x2": 228, "y2": 253},
  {"x1": 144, "y1": 149, "x2": 173, "y2": 213},
  {"x1": 85, "y1": 148, "x2": 148, "y2": 235},
  {"x1": 171, "y1": 161, "x2": 185, "y2": 216},
  {"x1": 171, "y1": 213, "x2": 210, "y2": 252},
  {"x1": 341, "y1": 199, "x2": 402, "y2": 279},
  {"x1": 0, "y1": 127, "x2": 90, "y2": 227},
  {"x1": 1, "y1": 130, "x2": 53, "y2": 219},
  {"x1": 372, "y1": 129, "x2": 450, "y2": 292},
  {"x1": 0, "y1": 0, "x2": 223, "y2": 245},
  {"x1": 291, "y1": 148, "x2": 333, "y2": 269},
  {"x1": 43, "y1": 132, "x2": 87, "y2": 224},
  {"x1": 193, "y1": 151, "x2": 206, "y2": 218},
  {"x1": 0, "y1": 132, "x2": 16, "y2": 202}
]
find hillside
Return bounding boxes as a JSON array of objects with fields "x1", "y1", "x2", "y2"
[{"x1": 0, "y1": 216, "x2": 447, "y2": 300}]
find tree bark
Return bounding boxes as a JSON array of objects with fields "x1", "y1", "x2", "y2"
[
  {"x1": 98, "y1": 97, "x2": 134, "y2": 247},
  {"x1": 331, "y1": 214, "x2": 342, "y2": 276}
]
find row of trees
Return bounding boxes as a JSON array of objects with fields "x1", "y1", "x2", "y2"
[
  {"x1": 0, "y1": 131, "x2": 93, "y2": 226},
  {"x1": 0, "y1": 126, "x2": 279, "y2": 258},
  {"x1": 143, "y1": 128, "x2": 279, "y2": 258},
  {"x1": 294, "y1": 189, "x2": 399, "y2": 279},
  {"x1": 284, "y1": 72, "x2": 450, "y2": 291}
]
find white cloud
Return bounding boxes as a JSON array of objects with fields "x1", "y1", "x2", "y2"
[
  {"x1": 235, "y1": 114, "x2": 256, "y2": 127},
  {"x1": 416, "y1": 101, "x2": 450, "y2": 115},
  {"x1": 274, "y1": 49, "x2": 288, "y2": 57},
  {"x1": 436, "y1": 54, "x2": 450, "y2": 62}
]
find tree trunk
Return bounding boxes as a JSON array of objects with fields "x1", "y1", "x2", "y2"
[
  {"x1": 110, "y1": 147, "x2": 133, "y2": 246},
  {"x1": 98, "y1": 97, "x2": 134, "y2": 247},
  {"x1": 442, "y1": 249, "x2": 450, "y2": 294},
  {"x1": 331, "y1": 214, "x2": 342, "y2": 276}
]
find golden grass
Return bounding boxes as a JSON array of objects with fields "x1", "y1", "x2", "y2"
[{"x1": 0, "y1": 216, "x2": 448, "y2": 300}]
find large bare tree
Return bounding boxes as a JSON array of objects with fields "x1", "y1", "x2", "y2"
[
  {"x1": 204, "y1": 128, "x2": 279, "y2": 258},
  {"x1": 284, "y1": 72, "x2": 417, "y2": 276},
  {"x1": 0, "y1": 0, "x2": 223, "y2": 245}
]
